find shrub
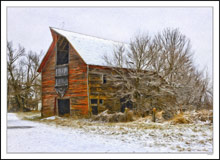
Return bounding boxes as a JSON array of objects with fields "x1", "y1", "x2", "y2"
[
  {"x1": 162, "y1": 110, "x2": 175, "y2": 120},
  {"x1": 92, "y1": 109, "x2": 134, "y2": 123},
  {"x1": 170, "y1": 113, "x2": 190, "y2": 124}
]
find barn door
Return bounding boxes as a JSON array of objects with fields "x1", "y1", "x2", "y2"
[
  {"x1": 90, "y1": 99, "x2": 98, "y2": 115},
  {"x1": 58, "y1": 99, "x2": 70, "y2": 116},
  {"x1": 91, "y1": 106, "x2": 98, "y2": 115}
]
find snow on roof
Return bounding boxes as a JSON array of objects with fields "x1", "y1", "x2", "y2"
[{"x1": 51, "y1": 27, "x2": 128, "y2": 66}]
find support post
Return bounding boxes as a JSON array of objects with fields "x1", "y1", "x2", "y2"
[{"x1": 152, "y1": 107, "x2": 156, "y2": 122}]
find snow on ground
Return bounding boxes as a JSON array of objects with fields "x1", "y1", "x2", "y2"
[
  {"x1": 7, "y1": 113, "x2": 213, "y2": 153},
  {"x1": 68, "y1": 119, "x2": 213, "y2": 153},
  {"x1": 7, "y1": 113, "x2": 145, "y2": 152}
]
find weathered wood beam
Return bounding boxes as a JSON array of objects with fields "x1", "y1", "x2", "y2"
[
  {"x1": 61, "y1": 41, "x2": 68, "y2": 50},
  {"x1": 58, "y1": 36, "x2": 65, "y2": 47},
  {"x1": 56, "y1": 49, "x2": 68, "y2": 52},
  {"x1": 57, "y1": 36, "x2": 62, "y2": 43}
]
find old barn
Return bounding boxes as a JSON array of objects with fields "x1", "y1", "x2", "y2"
[
  {"x1": 38, "y1": 27, "x2": 175, "y2": 117},
  {"x1": 38, "y1": 27, "x2": 129, "y2": 117}
]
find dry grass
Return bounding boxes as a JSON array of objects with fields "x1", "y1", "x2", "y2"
[
  {"x1": 91, "y1": 110, "x2": 135, "y2": 123},
  {"x1": 14, "y1": 109, "x2": 213, "y2": 127},
  {"x1": 155, "y1": 110, "x2": 164, "y2": 120},
  {"x1": 162, "y1": 109, "x2": 213, "y2": 125},
  {"x1": 169, "y1": 112, "x2": 190, "y2": 124},
  {"x1": 196, "y1": 109, "x2": 213, "y2": 122}
]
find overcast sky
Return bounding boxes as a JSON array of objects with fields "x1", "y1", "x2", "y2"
[{"x1": 7, "y1": 7, "x2": 212, "y2": 79}]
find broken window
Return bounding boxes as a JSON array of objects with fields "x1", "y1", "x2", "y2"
[
  {"x1": 55, "y1": 64, "x2": 68, "y2": 87},
  {"x1": 56, "y1": 66, "x2": 68, "y2": 77},
  {"x1": 55, "y1": 77, "x2": 68, "y2": 86}
]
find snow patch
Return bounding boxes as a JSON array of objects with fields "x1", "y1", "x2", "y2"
[{"x1": 41, "y1": 116, "x2": 57, "y2": 120}]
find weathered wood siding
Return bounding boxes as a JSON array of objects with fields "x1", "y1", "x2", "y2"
[
  {"x1": 88, "y1": 65, "x2": 121, "y2": 114},
  {"x1": 41, "y1": 33, "x2": 88, "y2": 117},
  {"x1": 66, "y1": 43, "x2": 88, "y2": 115},
  {"x1": 41, "y1": 34, "x2": 57, "y2": 117}
]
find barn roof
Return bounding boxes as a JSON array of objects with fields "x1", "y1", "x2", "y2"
[
  {"x1": 37, "y1": 27, "x2": 129, "y2": 72},
  {"x1": 52, "y1": 27, "x2": 128, "y2": 65}
]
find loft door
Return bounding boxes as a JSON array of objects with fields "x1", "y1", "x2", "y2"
[{"x1": 55, "y1": 36, "x2": 69, "y2": 97}]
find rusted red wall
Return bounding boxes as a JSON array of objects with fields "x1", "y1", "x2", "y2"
[
  {"x1": 41, "y1": 33, "x2": 57, "y2": 117},
  {"x1": 66, "y1": 44, "x2": 88, "y2": 115},
  {"x1": 41, "y1": 33, "x2": 88, "y2": 117}
]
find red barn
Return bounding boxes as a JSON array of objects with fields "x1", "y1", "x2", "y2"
[{"x1": 38, "y1": 27, "x2": 126, "y2": 117}]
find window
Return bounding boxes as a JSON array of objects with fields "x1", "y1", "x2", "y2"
[
  {"x1": 99, "y1": 99, "x2": 103, "y2": 104},
  {"x1": 56, "y1": 66, "x2": 68, "y2": 77},
  {"x1": 103, "y1": 75, "x2": 107, "y2": 84},
  {"x1": 91, "y1": 99, "x2": 98, "y2": 104},
  {"x1": 55, "y1": 65, "x2": 68, "y2": 87},
  {"x1": 91, "y1": 99, "x2": 103, "y2": 104},
  {"x1": 55, "y1": 77, "x2": 68, "y2": 86}
]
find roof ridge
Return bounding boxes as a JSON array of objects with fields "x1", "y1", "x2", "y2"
[{"x1": 50, "y1": 26, "x2": 128, "y2": 45}]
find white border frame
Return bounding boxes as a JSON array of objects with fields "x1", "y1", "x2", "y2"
[{"x1": 1, "y1": 1, "x2": 219, "y2": 159}]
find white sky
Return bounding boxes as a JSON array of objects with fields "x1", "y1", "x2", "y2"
[{"x1": 7, "y1": 7, "x2": 213, "y2": 79}]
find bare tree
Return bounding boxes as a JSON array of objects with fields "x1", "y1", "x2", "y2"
[
  {"x1": 103, "y1": 28, "x2": 212, "y2": 118},
  {"x1": 21, "y1": 51, "x2": 42, "y2": 110},
  {"x1": 151, "y1": 28, "x2": 203, "y2": 111},
  {"x1": 7, "y1": 41, "x2": 25, "y2": 111},
  {"x1": 7, "y1": 41, "x2": 42, "y2": 112},
  {"x1": 103, "y1": 34, "x2": 176, "y2": 116},
  {"x1": 152, "y1": 28, "x2": 194, "y2": 84},
  {"x1": 186, "y1": 69, "x2": 213, "y2": 109}
]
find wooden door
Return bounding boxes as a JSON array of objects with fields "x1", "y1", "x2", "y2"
[
  {"x1": 91, "y1": 106, "x2": 98, "y2": 115},
  {"x1": 58, "y1": 99, "x2": 70, "y2": 116}
]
